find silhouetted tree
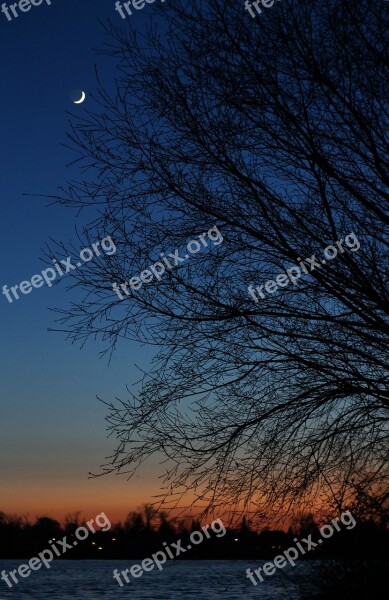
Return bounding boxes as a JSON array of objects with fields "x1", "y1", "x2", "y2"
[
  {"x1": 239, "y1": 516, "x2": 250, "y2": 536},
  {"x1": 290, "y1": 513, "x2": 320, "y2": 539},
  {"x1": 142, "y1": 503, "x2": 157, "y2": 531},
  {"x1": 125, "y1": 511, "x2": 145, "y2": 534},
  {"x1": 158, "y1": 511, "x2": 175, "y2": 539},
  {"x1": 347, "y1": 485, "x2": 389, "y2": 529},
  {"x1": 48, "y1": 0, "x2": 389, "y2": 520},
  {"x1": 32, "y1": 516, "x2": 62, "y2": 540},
  {"x1": 64, "y1": 511, "x2": 82, "y2": 536}
]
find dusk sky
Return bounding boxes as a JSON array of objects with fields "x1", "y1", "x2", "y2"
[
  {"x1": 1, "y1": 0, "x2": 386, "y2": 537},
  {"x1": 0, "y1": 0, "x2": 165, "y2": 522},
  {"x1": 0, "y1": 6, "x2": 386, "y2": 598}
]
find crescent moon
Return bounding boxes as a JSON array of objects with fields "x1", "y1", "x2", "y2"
[{"x1": 74, "y1": 91, "x2": 86, "y2": 104}]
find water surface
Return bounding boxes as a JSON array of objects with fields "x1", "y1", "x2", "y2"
[{"x1": 0, "y1": 559, "x2": 309, "y2": 599}]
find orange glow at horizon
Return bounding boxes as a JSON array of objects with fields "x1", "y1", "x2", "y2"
[
  {"x1": 1, "y1": 479, "x2": 167, "y2": 524},
  {"x1": 0, "y1": 475, "x2": 202, "y2": 524}
]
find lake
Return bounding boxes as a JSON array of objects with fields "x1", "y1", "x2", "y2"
[{"x1": 0, "y1": 559, "x2": 312, "y2": 599}]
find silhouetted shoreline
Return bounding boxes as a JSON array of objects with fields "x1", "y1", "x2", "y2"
[{"x1": 1, "y1": 510, "x2": 387, "y2": 560}]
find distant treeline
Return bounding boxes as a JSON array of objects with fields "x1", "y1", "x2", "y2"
[{"x1": 0, "y1": 505, "x2": 388, "y2": 560}]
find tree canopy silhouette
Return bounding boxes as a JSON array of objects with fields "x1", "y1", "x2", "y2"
[{"x1": 48, "y1": 0, "x2": 389, "y2": 520}]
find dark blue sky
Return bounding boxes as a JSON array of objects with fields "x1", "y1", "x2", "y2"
[{"x1": 0, "y1": 0, "x2": 163, "y2": 520}]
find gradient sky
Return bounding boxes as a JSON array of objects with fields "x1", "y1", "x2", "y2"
[{"x1": 0, "y1": 0, "x2": 169, "y2": 523}]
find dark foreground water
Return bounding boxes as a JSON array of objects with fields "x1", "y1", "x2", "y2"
[{"x1": 0, "y1": 559, "x2": 314, "y2": 600}]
